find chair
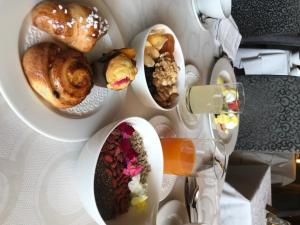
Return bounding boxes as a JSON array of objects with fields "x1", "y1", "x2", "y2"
[
  {"x1": 232, "y1": 0, "x2": 300, "y2": 50},
  {"x1": 231, "y1": 0, "x2": 300, "y2": 152},
  {"x1": 235, "y1": 75, "x2": 300, "y2": 152}
]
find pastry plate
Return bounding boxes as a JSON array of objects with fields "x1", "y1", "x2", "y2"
[
  {"x1": 149, "y1": 115, "x2": 177, "y2": 202},
  {"x1": 156, "y1": 200, "x2": 189, "y2": 225},
  {"x1": 209, "y1": 57, "x2": 238, "y2": 144},
  {"x1": 0, "y1": 0, "x2": 125, "y2": 141}
]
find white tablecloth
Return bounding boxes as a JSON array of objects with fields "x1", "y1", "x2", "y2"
[{"x1": 0, "y1": 0, "x2": 232, "y2": 224}]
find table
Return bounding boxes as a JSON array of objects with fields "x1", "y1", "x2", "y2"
[{"x1": 0, "y1": 0, "x2": 236, "y2": 224}]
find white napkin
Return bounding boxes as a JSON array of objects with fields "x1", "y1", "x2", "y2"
[
  {"x1": 220, "y1": 165, "x2": 271, "y2": 225},
  {"x1": 220, "y1": 183, "x2": 252, "y2": 225},
  {"x1": 217, "y1": 18, "x2": 242, "y2": 61},
  {"x1": 229, "y1": 151, "x2": 296, "y2": 186},
  {"x1": 207, "y1": 17, "x2": 242, "y2": 61},
  {"x1": 289, "y1": 67, "x2": 300, "y2": 76},
  {"x1": 234, "y1": 48, "x2": 290, "y2": 75},
  {"x1": 290, "y1": 52, "x2": 300, "y2": 67}
]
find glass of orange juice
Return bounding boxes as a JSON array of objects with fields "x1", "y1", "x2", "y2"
[{"x1": 160, "y1": 138, "x2": 226, "y2": 179}]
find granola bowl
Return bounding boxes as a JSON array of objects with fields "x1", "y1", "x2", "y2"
[
  {"x1": 130, "y1": 24, "x2": 185, "y2": 111},
  {"x1": 76, "y1": 117, "x2": 163, "y2": 225}
]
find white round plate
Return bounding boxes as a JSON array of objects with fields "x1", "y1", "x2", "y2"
[
  {"x1": 209, "y1": 57, "x2": 238, "y2": 144},
  {"x1": 149, "y1": 115, "x2": 177, "y2": 202},
  {"x1": 0, "y1": 0, "x2": 125, "y2": 142},
  {"x1": 157, "y1": 200, "x2": 189, "y2": 225}
]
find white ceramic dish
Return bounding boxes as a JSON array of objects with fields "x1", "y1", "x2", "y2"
[
  {"x1": 149, "y1": 115, "x2": 177, "y2": 202},
  {"x1": 193, "y1": 0, "x2": 231, "y2": 19},
  {"x1": 0, "y1": 0, "x2": 125, "y2": 142},
  {"x1": 156, "y1": 200, "x2": 189, "y2": 225},
  {"x1": 76, "y1": 117, "x2": 163, "y2": 225},
  {"x1": 191, "y1": 0, "x2": 207, "y2": 31},
  {"x1": 209, "y1": 57, "x2": 238, "y2": 144},
  {"x1": 130, "y1": 24, "x2": 185, "y2": 111}
]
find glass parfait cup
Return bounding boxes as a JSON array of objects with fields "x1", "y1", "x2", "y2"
[
  {"x1": 185, "y1": 82, "x2": 244, "y2": 115},
  {"x1": 178, "y1": 82, "x2": 244, "y2": 129}
]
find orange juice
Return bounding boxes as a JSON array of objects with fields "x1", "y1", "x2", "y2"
[{"x1": 160, "y1": 138, "x2": 196, "y2": 176}]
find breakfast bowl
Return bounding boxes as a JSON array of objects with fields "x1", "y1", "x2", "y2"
[
  {"x1": 130, "y1": 24, "x2": 185, "y2": 111},
  {"x1": 76, "y1": 117, "x2": 163, "y2": 225}
]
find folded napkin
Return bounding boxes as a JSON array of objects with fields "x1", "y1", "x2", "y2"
[
  {"x1": 220, "y1": 183, "x2": 252, "y2": 225},
  {"x1": 229, "y1": 152, "x2": 296, "y2": 186},
  {"x1": 234, "y1": 48, "x2": 290, "y2": 75},
  {"x1": 289, "y1": 67, "x2": 300, "y2": 76},
  {"x1": 220, "y1": 165, "x2": 271, "y2": 225},
  {"x1": 206, "y1": 17, "x2": 242, "y2": 61}
]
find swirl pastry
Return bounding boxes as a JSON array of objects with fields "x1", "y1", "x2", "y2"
[
  {"x1": 22, "y1": 42, "x2": 92, "y2": 109},
  {"x1": 32, "y1": 1, "x2": 109, "y2": 52}
]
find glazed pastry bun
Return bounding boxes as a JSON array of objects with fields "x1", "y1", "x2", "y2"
[
  {"x1": 94, "y1": 48, "x2": 138, "y2": 91},
  {"x1": 22, "y1": 42, "x2": 93, "y2": 109},
  {"x1": 32, "y1": 1, "x2": 109, "y2": 52}
]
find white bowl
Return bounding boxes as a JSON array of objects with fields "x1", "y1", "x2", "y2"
[
  {"x1": 76, "y1": 117, "x2": 163, "y2": 225},
  {"x1": 130, "y1": 24, "x2": 185, "y2": 111}
]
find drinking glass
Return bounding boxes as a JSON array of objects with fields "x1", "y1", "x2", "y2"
[
  {"x1": 160, "y1": 138, "x2": 226, "y2": 180},
  {"x1": 178, "y1": 82, "x2": 244, "y2": 128},
  {"x1": 186, "y1": 82, "x2": 244, "y2": 115}
]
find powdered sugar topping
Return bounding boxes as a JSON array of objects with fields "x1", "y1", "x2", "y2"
[
  {"x1": 48, "y1": 4, "x2": 109, "y2": 38},
  {"x1": 84, "y1": 7, "x2": 109, "y2": 37}
]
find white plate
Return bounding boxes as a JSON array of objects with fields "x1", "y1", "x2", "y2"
[
  {"x1": 209, "y1": 57, "x2": 238, "y2": 144},
  {"x1": 0, "y1": 0, "x2": 125, "y2": 142},
  {"x1": 157, "y1": 200, "x2": 189, "y2": 225},
  {"x1": 149, "y1": 115, "x2": 177, "y2": 202}
]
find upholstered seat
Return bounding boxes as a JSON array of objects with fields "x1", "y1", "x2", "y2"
[
  {"x1": 235, "y1": 75, "x2": 300, "y2": 152},
  {"x1": 232, "y1": 0, "x2": 300, "y2": 49}
]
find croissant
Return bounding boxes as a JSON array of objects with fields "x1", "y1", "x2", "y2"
[
  {"x1": 32, "y1": 1, "x2": 109, "y2": 52},
  {"x1": 22, "y1": 42, "x2": 92, "y2": 109}
]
